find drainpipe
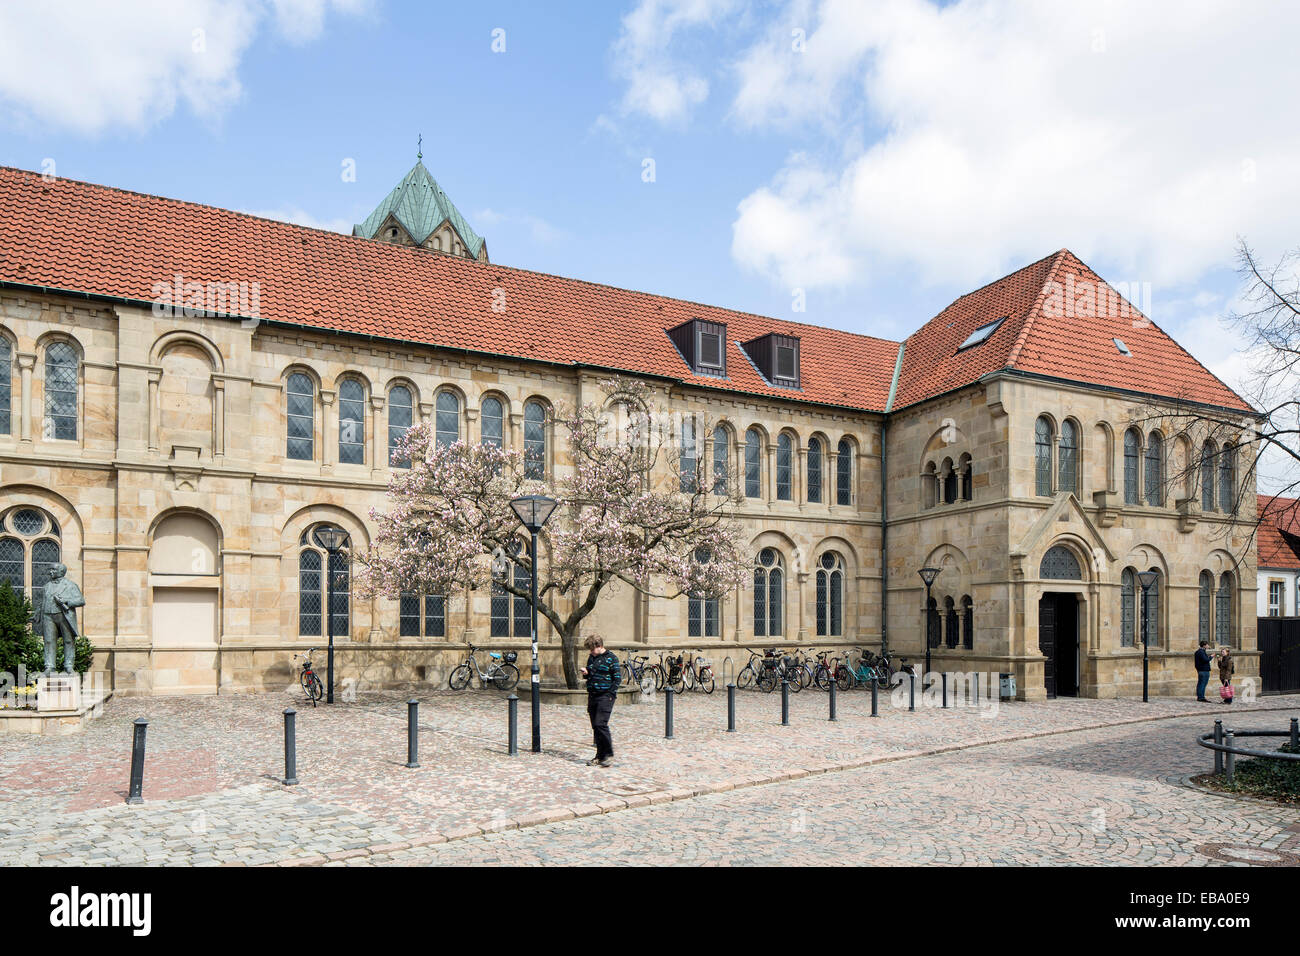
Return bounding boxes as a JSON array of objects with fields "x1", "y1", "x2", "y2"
[{"x1": 880, "y1": 344, "x2": 905, "y2": 655}]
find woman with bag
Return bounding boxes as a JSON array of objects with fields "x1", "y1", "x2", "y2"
[{"x1": 1217, "y1": 647, "x2": 1235, "y2": 705}]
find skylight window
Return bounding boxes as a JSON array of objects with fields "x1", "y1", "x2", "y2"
[
  {"x1": 957, "y1": 317, "x2": 1006, "y2": 351},
  {"x1": 1113, "y1": 338, "x2": 1131, "y2": 356}
]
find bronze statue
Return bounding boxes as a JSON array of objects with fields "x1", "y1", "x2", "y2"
[{"x1": 42, "y1": 563, "x2": 84, "y2": 675}]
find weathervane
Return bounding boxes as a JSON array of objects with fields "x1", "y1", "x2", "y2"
[{"x1": 417, "y1": 133, "x2": 423, "y2": 161}]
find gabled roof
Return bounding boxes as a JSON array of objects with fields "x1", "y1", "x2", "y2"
[
  {"x1": 894, "y1": 249, "x2": 1254, "y2": 413},
  {"x1": 352, "y1": 161, "x2": 486, "y2": 259},
  {"x1": 1258, "y1": 494, "x2": 1300, "y2": 570},
  {"x1": 0, "y1": 166, "x2": 1255, "y2": 418}
]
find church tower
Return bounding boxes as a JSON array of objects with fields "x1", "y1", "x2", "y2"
[{"x1": 353, "y1": 153, "x2": 488, "y2": 263}]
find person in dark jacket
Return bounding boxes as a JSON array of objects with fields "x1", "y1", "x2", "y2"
[
  {"x1": 581, "y1": 634, "x2": 621, "y2": 767},
  {"x1": 1194, "y1": 641, "x2": 1213, "y2": 702}
]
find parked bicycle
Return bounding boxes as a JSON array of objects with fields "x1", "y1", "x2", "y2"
[
  {"x1": 813, "y1": 649, "x2": 853, "y2": 691},
  {"x1": 622, "y1": 651, "x2": 665, "y2": 692},
  {"x1": 295, "y1": 647, "x2": 323, "y2": 706},
  {"x1": 448, "y1": 645, "x2": 520, "y2": 691}
]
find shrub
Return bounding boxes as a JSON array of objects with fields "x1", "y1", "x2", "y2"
[{"x1": 0, "y1": 582, "x2": 41, "y2": 680}]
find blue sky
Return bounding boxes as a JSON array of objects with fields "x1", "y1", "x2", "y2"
[{"x1": 1, "y1": 0, "x2": 1298, "y2": 467}]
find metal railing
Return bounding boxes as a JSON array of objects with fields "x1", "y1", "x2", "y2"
[{"x1": 1196, "y1": 717, "x2": 1299, "y2": 783}]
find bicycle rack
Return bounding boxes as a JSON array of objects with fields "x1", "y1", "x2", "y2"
[{"x1": 721, "y1": 656, "x2": 734, "y2": 686}]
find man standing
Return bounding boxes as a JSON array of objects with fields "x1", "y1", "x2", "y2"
[
  {"x1": 580, "y1": 634, "x2": 620, "y2": 767},
  {"x1": 42, "y1": 563, "x2": 85, "y2": 675},
  {"x1": 1193, "y1": 640, "x2": 1213, "y2": 702}
]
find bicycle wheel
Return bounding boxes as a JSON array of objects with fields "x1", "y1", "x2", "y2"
[
  {"x1": 493, "y1": 664, "x2": 520, "y2": 691},
  {"x1": 648, "y1": 664, "x2": 666, "y2": 691},
  {"x1": 797, "y1": 665, "x2": 813, "y2": 690},
  {"x1": 698, "y1": 670, "x2": 715, "y2": 694},
  {"x1": 682, "y1": 667, "x2": 696, "y2": 692},
  {"x1": 737, "y1": 664, "x2": 756, "y2": 690},
  {"x1": 786, "y1": 672, "x2": 803, "y2": 694},
  {"x1": 301, "y1": 672, "x2": 323, "y2": 705},
  {"x1": 757, "y1": 669, "x2": 777, "y2": 693},
  {"x1": 813, "y1": 665, "x2": 830, "y2": 691},
  {"x1": 835, "y1": 667, "x2": 852, "y2": 691},
  {"x1": 621, "y1": 662, "x2": 633, "y2": 685},
  {"x1": 448, "y1": 663, "x2": 473, "y2": 691}
]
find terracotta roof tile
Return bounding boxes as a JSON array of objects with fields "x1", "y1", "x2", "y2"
[{"x1": 1258, "y1": 494, "x2": 1300, "y2": 570}]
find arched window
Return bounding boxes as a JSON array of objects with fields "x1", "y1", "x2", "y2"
[
  {"x1": 679, "y1": 417, "x2": 697, "y2": 493},
  {"x1": 1144, "y1": 431, "x2": 1163, "y2": 506},
  {"x1": 1198, "y1": 570, "x2": 1213, "y2": 645},
  {"x1": 338, "y1": 379, "x2": 365, "y2": 465},
  {"x1": 1120, "y1": 568, "x2": 1136, "y2": 648},
  {"x1": 836, "y1": 438, "x2": 853, "y2": 506},
  {"x1": 815, "y1": 551, "x2": 843, "y2": 637},
  {"x1": 807, "y1": 437, "x2": 823, "y2": 503},
  {"x1": 753, "y1": 548, "x2": 784, "y2": 636},
  {"x1": 711, "y1": 426, "x2": 729, "y2": 495},
  {"x1": 744, "y1": 429, "x2": 762, "y2": 498},
  {"x1": 1200, "y1": 441, "x2": 1216, "y2": 512},
  {"x1": 0, "y1": 336, "x2": 11, "y2": 435},
  {"x1": 286, "y1": 372, "x2": 315, "y2": 461},
  {"x1": 1139, "y1": 568, "x2": 1160, "y2": 646},
  {"x1": 388, "y1": 385, "x2": 413, "y2": 468},
  {"x1": 689, "y1": 550, "x2": 720, "y2": 638},
  {"x1": 944, "y1": 596, "x2": 958, "y2": 648},
  {"x1": 1215, "y1": 572, "x2": 1233, "y2": 645},
  {"x1": 1035, "y1": 416, "x2": 1053, "y2": 496},
  {"x1": 298, "y1": 525, "x2": 349, "y2": 637},
  {"x1": 922, "y1": 462, "x2": 937, "y2": 509},
  {"x1": 43, "y1": 341, "x2": 79, "y2": 441},
  {"x1": 0, "y1": 507, "x2": 62, "y2": 628},
  {"x1": 1058, "y1": 420, "x2": 1078, "y2": 495},
  {"x1": 960, "y1": 454, "x2": 972, "y2": 502},
  {"x1": 524, "y1": 401, "x2": 546, "y2": 479},
  {"x1": 435, "y1": 392, "x2": 460, "y2": 448},
  {"x1": 481, "y1": 396, "x2": 504, "y2": 449},
  {"x1": 776, "y1": 434, "x2": 793, "y2": 500},
  {"x1": 961, "y1": 595, "x2": 974, "y2": 649},
  {"x1": 942, "y1": 458, "x2": 957, "y2": 504},
  {"x1": 399, "y1": 591, "x2": 421, "y2": 637},
  {"x1": 1040, "y1": 545, "x2": 1082, "y2": 580},
  {"x1": 491, "y1": 561, "x2": 530, "y2": 637},
  {"x1": 1218, "y1": 443, "x2": 1235, "y2": 514},
  {"x1": 926, "y1": 597, "x2": 941, "y2": 648},
  {"x1": 1123, "y1": 428, "x2": 1141, "y2": 504}
]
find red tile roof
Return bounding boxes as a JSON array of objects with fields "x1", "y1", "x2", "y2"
[
  {"x1": 0, "y1": 166, "x2": 1253, "y2": 416},
  {"x1": 1258, "y1": 495, "x2": 1300, "y2": 570}
]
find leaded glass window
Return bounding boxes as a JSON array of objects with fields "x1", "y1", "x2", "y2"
[
  {"x1": 680, "y1": 417, "x2": 697, "y2": 493},
  {"x1": 1035, "y1": 416, "x2": 1053, "y2": 496},
  {"x1": 286, "y1": 373, "x2": 314, "y2": 461},
  {"x1": 944, "y1": 596, "x2": 959, "y2": 648},
  {"x1": 425, "y1": 593, "x2": 445, "y2": 638},
  {"x1": 0, "y1": 336, "x2": 11, "y2": 435},
  {"x1": 1144, "y1": 432, "x2": 1163, "y2": 506},
  {"x1": 754, "y1": 549, "x2": 783, "y2": 636},
  {"x1": 927, "y1": 597, "x2": 941, "y2": 648},
  {"x1": 298, "y1": 549, "x2": 322, "y2": 636},
  {"x1": 776, "y1": 434, "x2": 792, "y2": 501},
  {"x1": 338, "y1": 379, "x2": 365, "y2": 465},
  {"x1": 1198, "y1": 571, "x2": 1213, "y2": 645},
  {"x1": 807, "y1": 437, "x2": 823, "y2": 503},
  {"x1": 1123, "y1": 429, "x2": 1140, "y2": 504},
  {"x1": 689, "y1": 593, "x2": 719, "y2": 637},
  {"x1": 388, "y1": 385, "x2": 412, "y2": 468},
  {"x1": 44, "y1": 342, "x2": 78, "y2": 441},
  {"x1": 481, "y1": 397, "x2": 504, "y2": 449},
  {"x1": 1058, "y1": 419, "x2": 1078, "y2": 494},
  {"x1": 744, "y1": 429, "x2": 761, "y2": 498},
  {"x1": 0, "y1": 507, "x2": 62, "y2": 629},
  {"x1": 1218, "y1": 444, "x2": 1235, "y2": 514},
  {"x1": 816, "y1": 551, "x2": 843, "y2": 637},
  {"x1": 962, "y1": 595, "x2": 973, "y2": 649},
  {"x1": 1120, "y1": 568, "x2": 1135, "y2": 648},
  {"x1": 298, "y1": 525, "x2": 349, "y2": 637},
  {"x1": 435, "y1": 392, "x2": 459, "y2": 448},
  {"x1": 1201, "y1": 442, "x2": 1216, "y2": 512},
  {"x1": 524, "y1": 401, "x2": 546, "y2": 479},
  {"x1": 712, "y1": 426, "x2": 729, "y2": 495},
  {"x1": 1040, "y1": 545, "x2": 1082, "y2": 580},
  {"x1": 399, "y1": 591, "x2": 421, "y2": 636},
  {"x1": 837, "y1": 438, "x2": 853, "y2": 505},
  {"x1": 491, "y1": 562, "x2": 530, "y2": 637},
  {"x1": 1140, "y1": 570, "x2": 1160, "y2": 645},
  {"x1": 1215, "y1": 573, "x2": 1232, "y2": 645}
]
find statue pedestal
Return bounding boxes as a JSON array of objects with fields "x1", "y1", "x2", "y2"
[{"x1": 37, "y1": 675, "x2": 81, "y2": 712}]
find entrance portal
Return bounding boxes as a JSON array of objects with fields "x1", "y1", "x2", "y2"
[{"x1": 1038, "y1": 592, "x2": 1079, "y2": 698}]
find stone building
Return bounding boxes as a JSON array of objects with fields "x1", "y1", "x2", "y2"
[
  {"x1": 1257, "y1": 494, "x2": 1299, "y2": 617},
  {"x1": 0, "y1": 163, "x2": 1259, "y2": 699}
]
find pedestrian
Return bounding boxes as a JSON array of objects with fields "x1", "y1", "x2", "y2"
[
  {"x1": 1217, "y1": 647, "x2": 1235, "y2": 705},
  {"x1": 1194, "y1": 640, "x2": 1213, "y2": 702},
  {"x1": 581, "y1": 634, "x2": 621, "y2": 767}
]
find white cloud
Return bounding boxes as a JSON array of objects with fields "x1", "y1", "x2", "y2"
[
  {"x1": 726, "y1": 0, "x2": 1300, "y2": 292},
  {"x1": 474, "y1": 208, "x2": 569, "y2": 246},
  {"x1": 0, "y1": 0, "x2": 367, "y2": 134},
  {"x1": 610, "y1": 0, "x2": 738, "y2": 124},
  {"x1": 239, "y1": 206, "x2": 352, "y2": 233}
]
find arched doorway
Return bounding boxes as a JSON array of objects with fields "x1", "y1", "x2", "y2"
[{"x1": 1039, "y1": 545, "x2": 1083, "y2": 698}]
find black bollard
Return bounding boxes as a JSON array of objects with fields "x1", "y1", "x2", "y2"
[
  {"x1": 941, "y1": 672, "x2": 948, "y2": 709},
  {"x1": 870, "y1": 677, "x2": 879, "y2": 717},
  {"x1": 828, "y1": 679, "x2": 838, "y2": 722},
  {"x1": 1224, "y1": 731, "x2": 1235, "y2": 784},
  {"x1": 1213, "y1": 719, "x2": 1223, "y2": 774},
  {"x1": 974, "y1": 672, "x2": 980, "y2": 707},
  {"x1": 727, "y1": 683, "x2": 736, "y2": 733},
  {"x1": 507, "y1": 694, "x2": 518, "y2": 756},
  {"x1": 665, "y1": 686, "x2": 675, "y2": 739},
  {"x1": 1291, "y1": 717, "x2": 1298, "y2": 751},
  {"x1": 126, "y1": 718, "x2": 148, "y2": 804},
  {"x1": 405, "y1": 699, "x2": 420, "y2": 768},
  {"x1": 283, "y1": 709, "x2": 298, "y2": 786},
  {"x1": 781, "y1": 680, "x2": 790, "y2": 726},
  {"x1": 909, "y1": 672, "x2": 916, "y2": 712}
]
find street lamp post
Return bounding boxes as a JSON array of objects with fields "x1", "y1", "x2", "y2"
[
  {"x1": 917, "y1": 566, "x2": 942, "y2": 682},
  {"x1": 313, "y1": 526, "x2": 350, "y2": 704},
  {"x1": 1137, "y1": 569, "x2": 1158, "y2": 703},
  {"x1": 509, "y1": 494, "x2": 558, "y2": 753}
]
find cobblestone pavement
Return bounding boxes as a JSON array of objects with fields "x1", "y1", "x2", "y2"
[{"x1": 1, "y1": 684, "x2": 1296, "y2": 866}]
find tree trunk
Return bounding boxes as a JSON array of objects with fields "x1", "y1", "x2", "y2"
[{"x1": 560, "y1": 628, "x2": 581, "y2": 689}]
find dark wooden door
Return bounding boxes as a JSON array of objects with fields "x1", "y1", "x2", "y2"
[
  {"x1": 1258, "y1": 617, "x2": 1300, "y2": 694},
  {"x1": 1039, "y1": 595, "x2": 1057, "y2": 699}
]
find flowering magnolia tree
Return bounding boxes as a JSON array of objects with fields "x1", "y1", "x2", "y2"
[{"x1": 357, "y1": 379, "x2": 749, "y2": 688}]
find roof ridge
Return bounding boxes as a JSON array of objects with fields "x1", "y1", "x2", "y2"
[{"x1": 1004, "y1": 248, "x2": 1072, "y2": 370}]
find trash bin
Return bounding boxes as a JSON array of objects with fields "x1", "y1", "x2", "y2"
[{"x1": 999, "y1": 672, "x2": 1016, "y2": 700}]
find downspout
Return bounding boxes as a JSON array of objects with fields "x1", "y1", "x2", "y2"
[{"x1": 880, "y1": 343, "x2": 905, "y2": 654}]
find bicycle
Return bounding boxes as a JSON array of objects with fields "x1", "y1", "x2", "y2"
[
  {"x1": 736, "y1": 648, "x2": 768, "y2": 690},
  {"x1": 295, "y1": 648, "x2": 324, "y2": 706},
  {"x1": 621, "y1": 652, "x2": 665, "y2": 692},
  {"x1": 813, "y1": 650, "x2": 852, "y2": 691},
  {"x1": 757, "y1": 651, "x2": 803, "y2": 694},
  {"x1": 685, "y1": 654, "x2": 716, "y2": 694},
  {"x1": 448, "y1": 645, "x2": 520, "y2": 691}
]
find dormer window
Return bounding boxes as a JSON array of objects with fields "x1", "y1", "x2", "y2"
[
  {"x1": 667, "y1": 319, "x2": 727, "y2": 378},
  {"x1": 740, "y1": 332, "x2": 801, "y2": 389},
  {"x1": 957, "y1": 316, "x2": 1006, "y2": 351}
]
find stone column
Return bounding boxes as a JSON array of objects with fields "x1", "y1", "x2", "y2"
[
  {"x1": 795, "y1": 439, "x2": 806, "y2": 509},
  {"x1": 146, "y1": 369, "x2": 161, "y2": 454},
  {"x1": 465, "y1": 406, "x2": 480, "y2": 446},
  {"x1": 16, "y1": 352, "x2": 34, "y2": 446},
  {"x1": 509, "y1": 411, "x2": 522, "y2": 453},
  {"x1": 319, "y1": 389, "x2": 335, "y2": 474},
  {"x1": 370, "y1": 394, "x2": 386, "y2": 479},
  {"x1": 213, "y1": 378, "x2": 226, "y2": 460}
]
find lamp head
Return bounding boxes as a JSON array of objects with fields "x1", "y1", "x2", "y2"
[
  {"x1": 1137, "y1": 569, "x2": 1159, "y2": 590},
  {"x1": 312, "y1": 526, "x2": 349, "y2": 552},
  {"x1": 510, "y1": 494, "x2": 558, "y2": 532},
  {"x1": 917, "y1": 566, "x2": 942, "y2": 588}
]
